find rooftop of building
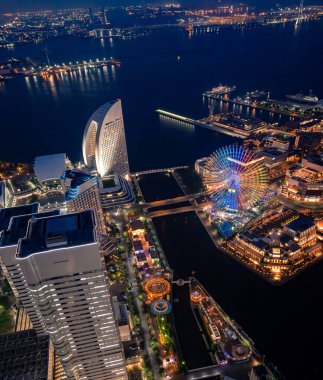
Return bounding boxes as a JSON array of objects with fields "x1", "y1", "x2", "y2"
[
  {"x1": 0, "y1": 329, "x2": 51, "y2": 380},
  {"x1": 129, "y1": 220, "x2": 145, "y2": 231},
  {"x1": 261, "y1": 148, "x2": 286, "y2": 158},
  {"x1": 304, "y1": 155, "x2": 323, "y2": 167},
  {"x1": 133, "y1": 240, "x2": 143, "y2": 251},
  {"x1": 285, "y1": 215, "x2": 315, "y2": 233},
  {"x1": 0, "y1": 203, "x2": 39, "y2": 233},
  {"x1": 63, "y1": 169, "x2": 98, "y2": 201},
  {"x1": 241, "y1": 231, "x2": 269, "y2": 249},
  {"x1": 289, "y1": 165, "x2": 322, "y2": 184},
  {"x1": 63, "y1": 169, "x2": 93, "y2": 187},
  {"x1": 17, "y1": 210, "x2": 97, "y2": 258},
  {"x1": 34, "y1": 153, "x2": 68, "y2": 182},
  {"x1": 266, "y1": 135, "x2": 290, "y2": 143},
  {"x1": 136, "y1": 251, "x2": 147, "y2": 262},
  {"x1": 0, "y1": 210, "x2": 60, "y2": 247}
]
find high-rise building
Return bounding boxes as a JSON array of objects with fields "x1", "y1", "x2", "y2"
[
  {"x1": 0, "y1": 204, "x2": 59, "y2": 333},
  {"x1": 0, "y1": 329, "x2": 54, "y2": 380},
  {"x1": 82, "y1": 100, "x2": 130, "y2": 178},
  {"x1": 62, "y1": 169, "x2": 106, "y2": 236},
  {"x1": 17, "y1": 210, "x2": 127, "y2": 380}
]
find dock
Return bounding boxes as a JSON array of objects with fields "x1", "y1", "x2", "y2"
[
  {"x1": 215, "y1": 96, "x2": 300, "y2": 117},
  {"x1": 0, "y1": 58, "x2": 121, "y2": 81},
  {"x1": 156, "y1": 109, "x2": 248, "y2": 138}
]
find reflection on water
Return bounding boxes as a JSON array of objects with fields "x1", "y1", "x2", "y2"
[
  {"x1": 159, "y1": 115, "x2": 195, "y2": 133},
  {"x1": 9, "y1": 66, "x2": 115, "y2": 101},
  {"x1": 0, "y1": 82, "x2": 5, "y2": 94}
]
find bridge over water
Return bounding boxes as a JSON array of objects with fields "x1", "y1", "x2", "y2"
[{"x1": 131, "y1": 165, "x2": 189, "y2": 176}]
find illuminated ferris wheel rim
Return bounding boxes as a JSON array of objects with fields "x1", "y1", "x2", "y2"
[{"x1": 203, "y1": 145, "x2": 268, "y2": 209}]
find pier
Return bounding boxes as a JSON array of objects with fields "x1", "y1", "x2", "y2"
[
  {"x1": 0, "y1": 58, "x2": 121, "y2": 81},
  {"x1": 215, "y1": 96, "x2": 299, "y2": 117},
  {"x1": 156, "y1": 109, "x2": 248, "y2": 138}
]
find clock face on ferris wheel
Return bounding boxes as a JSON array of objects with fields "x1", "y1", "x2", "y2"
[{"x1": 203, "y1": 145, "x2": 268, "y2": 210}]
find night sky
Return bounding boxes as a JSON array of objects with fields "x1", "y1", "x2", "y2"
[{"x1": 1, "y1": 1, "x2": 323, "y2": 12}]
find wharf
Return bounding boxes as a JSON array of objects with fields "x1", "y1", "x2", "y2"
[
  {"x1": 156, "y1": 109, "x2": 247, "y2": 138},
  {"x1": 0, "y1": 58, "x2": 121, "y2": 81},
  {"x1": 215, "y1": 96, "x2": 299, "y2": 117}
]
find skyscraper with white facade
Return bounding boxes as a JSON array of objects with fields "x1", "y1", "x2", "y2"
[
  {"x1": 0, "y1": 203, "x2": 56, "y2": 334},
  {"x1": 82, "y1": 100, "x2": 130, "y2": 178},
  {"x1": 17, "y1": 210, "x2": 127, "y2": 380}
]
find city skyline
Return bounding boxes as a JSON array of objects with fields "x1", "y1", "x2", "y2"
[{"x1": 2, "y1": 1, "x2": 323, "y2": 12}]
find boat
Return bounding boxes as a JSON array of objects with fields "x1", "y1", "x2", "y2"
[
  {"x1": 286, "y1": 91, "x2": 319, "y2": 104},
  {"x1": 203, "y1": 84, "x2": 236, "y2": 97}
]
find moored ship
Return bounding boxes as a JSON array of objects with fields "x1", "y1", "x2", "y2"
[
  {"x1": 286, "y1": 91, "x2": 319, "y2": 104},
  {"x1": 203, "y1": 84, "x2": 236, "y2": 97}
]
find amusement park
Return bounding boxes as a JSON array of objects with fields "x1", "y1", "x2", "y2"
[{"x1": 199, "y1": 144, "x2": 269, "y2": 238}]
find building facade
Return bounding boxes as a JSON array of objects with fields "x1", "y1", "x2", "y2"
[
  {"x1": 281, "y1": 157, "x2": 323, "y2": 204},
  {"x1": 17, "y1": 211, "x2": 127, "y2": 380},
  {"x1": 82, "y1": 100, "x2": 130, "y2": 178},
  {"x1": 62, "y1": 169, "x2": 106, "y2": 236},
  {"x1": 0, "y1": 204, "x2": 59, "y2": 334}
]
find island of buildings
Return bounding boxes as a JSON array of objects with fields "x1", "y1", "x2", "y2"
[{"x1": 0, "y1": 87, "x2": 322, "y2": 380}]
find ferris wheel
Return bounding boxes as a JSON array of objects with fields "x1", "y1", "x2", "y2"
[{"x1": 203, "y1": 145, "x2": 268, "y2": 210}]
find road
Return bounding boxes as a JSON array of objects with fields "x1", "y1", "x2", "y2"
[
  {"x1": 131, "y1": 165, "x2": 188, "y2": 176},
  {"x1": 144, "y1": 193, "x2": 206, "y2": 208},
  {"x1": 147, "y1": 204, "x2": 206, "y2": 218}
]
